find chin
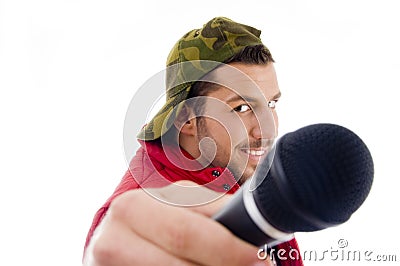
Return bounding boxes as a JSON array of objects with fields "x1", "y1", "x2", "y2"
[
  {"x1": 237, "y1": 170, "x2": 254, "y2": 185},
  {"x1": 227, "y1": 158, "x2": 257, "y2": 185}
]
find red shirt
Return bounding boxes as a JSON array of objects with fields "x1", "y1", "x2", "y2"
[{"x1": 84, "y1": 140, "x2": 304, "y2": 265}]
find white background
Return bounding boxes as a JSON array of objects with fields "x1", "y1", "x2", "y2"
[{"x1": 1, "y1": 0, "x2": 399, "y2": 265}]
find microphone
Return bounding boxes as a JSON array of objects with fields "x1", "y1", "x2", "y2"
[{"x1": 213, "y1": 123, "x2": 374, "y2": 247}]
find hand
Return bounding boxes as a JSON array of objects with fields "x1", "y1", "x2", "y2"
[{"x1": 83, "y1": 181, "x2": 272, "y2": 266}]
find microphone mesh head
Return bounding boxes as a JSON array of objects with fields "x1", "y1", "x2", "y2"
[{"x1": 254, "y1": 124, "x2": 374, "y2": 232}]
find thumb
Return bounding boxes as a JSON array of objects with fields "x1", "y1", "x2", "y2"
[
  {"x1": 144, "y1": 180, "x2": 234, "y2": 217},
  {"x1": 188, "y1": 192, "x2": 233, "y2": 217}
]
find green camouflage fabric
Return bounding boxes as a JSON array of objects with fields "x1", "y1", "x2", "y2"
[{"x1": 137, "y1": 17, "x2": 266, "y2": 140}]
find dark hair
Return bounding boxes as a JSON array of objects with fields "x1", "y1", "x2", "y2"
[
  {"x1": 224, "y1": 44, "x2": 275, "y2": 65},
  {"x1": 187, "y1": 44, "x2": 274, "y2": 116}
]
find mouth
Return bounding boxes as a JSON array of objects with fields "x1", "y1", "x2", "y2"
[
  {"x1": 242, "y1": 149, "x2": 267, "y2": 156},
  {"x1": 240, "y1": 148, "x2": 270, "y2": 163},
  {"x1": 238, "y1": 140, "x2": 274, "y2": 163}
]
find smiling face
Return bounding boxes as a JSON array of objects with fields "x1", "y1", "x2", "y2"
[{"x1": 177, "y1": 62, "x2": 281, "y2": 183}]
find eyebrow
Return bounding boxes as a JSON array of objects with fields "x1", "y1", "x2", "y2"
[{"x1": 225, "y1": 91, "x2": 282, "y2": 103}]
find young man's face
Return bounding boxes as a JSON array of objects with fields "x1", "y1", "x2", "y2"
[{"x1": 193, "y1": 62, "x2": 281, "y2": 183}]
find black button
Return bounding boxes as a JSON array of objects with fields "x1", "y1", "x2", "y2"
[
  {"x1": 212, "y1": 170, "x2": 220, "y2": 177},
  {"x1": 223, "y1": 184, "x2": 231, "y2": 191}
]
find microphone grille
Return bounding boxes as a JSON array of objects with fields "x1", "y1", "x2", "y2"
[{"x1": 255, "y1": 124, "x2": 374, "y2": 232}]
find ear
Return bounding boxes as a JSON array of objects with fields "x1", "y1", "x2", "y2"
[{"x1": 173, "y1": 104, "x2": 197, "y2": 136}]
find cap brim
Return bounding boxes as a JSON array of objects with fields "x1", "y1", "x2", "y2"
[{"x1": 137, "y1": 86, "x2": 190, "y2": 140}]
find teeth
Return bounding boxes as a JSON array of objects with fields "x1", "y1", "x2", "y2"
[{"x1": 245, "y1": 149, "x2": 265, "y2": 156}]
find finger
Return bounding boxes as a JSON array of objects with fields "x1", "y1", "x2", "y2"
[
  {"x1": 188, "y1": 193, "x2": 232, "y2": 217},
  {"x1": 87, "y1": 214, "x2": 198, "y2": 266},
  {"x1": 146, "y1": 180, "x2": 233, "y2": 217},
  {"x1": 113, "y1": 190, "x2": 262, "y2": 266},
  {"x1": 144, "y1": 180, "x2": 227, "y2": 207}
]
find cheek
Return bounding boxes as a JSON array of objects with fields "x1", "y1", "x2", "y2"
[
  {"x1": 272, "y1": 110, "x2": 279, "y2": 133},
  {"x1": 212, "y1": 122, "x2": 231, "y2": 143},
  {"x1": 206, "y1": 116, "x2": 248, "y2": 148},
  {"x1": 204, "y1": 120, "x2": 234, "y2": 153}
]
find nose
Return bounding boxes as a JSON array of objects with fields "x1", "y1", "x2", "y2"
[{"x1": 250, "y1": 109, "x2": 277, "y2": 140}]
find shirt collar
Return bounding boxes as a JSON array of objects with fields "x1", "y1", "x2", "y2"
[{"x1": 137, "y1": 139, "x2": 240, "y2": 193}]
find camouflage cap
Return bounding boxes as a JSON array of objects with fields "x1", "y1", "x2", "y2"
[{"x1": 137, "y1": 17, "x2": 265, "y2": 140}]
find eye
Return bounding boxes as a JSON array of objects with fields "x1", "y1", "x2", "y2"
[
  {"x1": 233, "y1": 104, "x2": 252, "y2": 113},
  {"x1": 268, "y1": 100, "x2": 278, "y2": 109}
]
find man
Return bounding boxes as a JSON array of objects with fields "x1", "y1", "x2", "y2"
[{"x1": 83, "y1": 17, "x2": 304, "y2": 265}]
